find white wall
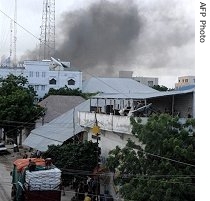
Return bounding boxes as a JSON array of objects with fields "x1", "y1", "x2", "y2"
[
  {"x1": 88, "y1": 130, "x2": 144, "y2": 158},
  {"x1": 0, "y1": 60, "x2": 82, "y2": 98},
  {"x1": 78, "y1": 112, "x2": 149, "y2": 135},
  {"x1": 175, "y1": 76, "x2": 195, "y2": 89}
]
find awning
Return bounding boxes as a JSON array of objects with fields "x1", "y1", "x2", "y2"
[{"x1": 23, "y1": 100, "x2": 91, "y2": 152}]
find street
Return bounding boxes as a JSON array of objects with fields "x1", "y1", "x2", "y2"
[
  {"x1": 0, "y1": 155, "x2": 13, "y2": 201},
  {"x1": 0, "y1": 151, "x2": 74, "y2": 201}
]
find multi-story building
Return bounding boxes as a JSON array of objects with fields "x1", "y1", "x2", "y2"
[
  {"x1": 23, "y1": 77, "x2": 195, "y2": 153},
  {"x1": 119, "y1": 70, "x2": 159, "y2": 87},
  {"x1": 175, "y1": 75, "x2": 195, "y2": 89},
  {"x1": 132, "y1": 76, "x2": 159, "y2": 87},
  {"x1": 0, "y1": 59, "x2": 82, "y2": 98}
]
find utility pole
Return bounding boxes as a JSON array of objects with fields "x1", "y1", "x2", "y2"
[
  {"x1": 39, "y1": 0, "x2": 55, "y2": 60},
  {"x1": 92, "y1": 112, "x2": 101, "y2": 201}
]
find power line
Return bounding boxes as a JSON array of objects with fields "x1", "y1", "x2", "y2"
[
  {"x1": 0, "y1": 9, "x2": 40, "y2": 42},
  {"x1": 29, "y1": 131, "x2": 63, "y2": 143},
  {"x1": 0, "y1": 8, "x2": 54, "y2": 52},
  {"x1": 141, "y1": 149, "x2": 195, "y2": 167}
]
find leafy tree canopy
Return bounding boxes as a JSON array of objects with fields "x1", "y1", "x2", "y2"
[
  {"x1": 106, "y1": 114, "x2": 195, "y2": 201},
  {"x1": 152, "y1": 85, "x2": 174, "y2": 91},
  {"x1": 42, "y1": 141, "x2": 99, "y2": 185},
  {"x1": 0, "y1": 74, "x2": 45, "y2": 142},
  {"x1": 43, "y1": 86, "x2": 97, "y2": 100},
  {"x1": 43, "y1": 141, "x2": 98, "y2": 170}
]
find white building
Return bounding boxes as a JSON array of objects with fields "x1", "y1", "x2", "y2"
[
  {"x1": 118, "y1": 70, "x2": 159, "y2": 87},
  {"x1": 175, "y1": 75, "x2": 195, "y2": 89},
  {"x1": 0, "y1": 59, "x2": 82, "y2": 98},
  {"x1": 132, "y1": 76, "x2": 159, "y2": 87}
]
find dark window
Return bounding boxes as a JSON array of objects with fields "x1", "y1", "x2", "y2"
[
  {"x1": 148, "y1": 81, "x2": 154, "y2": 87},
  {"x1": 68, "y1": 79, "x2": 75, "y2": 85},
  {"x1": 49, "y1": 78, "x2": 56, "y2": 85}
]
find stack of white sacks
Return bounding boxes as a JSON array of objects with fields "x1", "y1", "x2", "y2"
[{"x1": 25, "y1": 168, "x2": 61, "y2": 190}]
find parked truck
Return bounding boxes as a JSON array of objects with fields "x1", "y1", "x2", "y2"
[{"x1": 11, "y1": 157, "x2": 62, "y2": 201}]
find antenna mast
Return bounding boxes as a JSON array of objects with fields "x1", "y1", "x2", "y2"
[
  {"x1": 9, "y1": 19, "x2": 13, "y2": 66},
  {"x1": 39, "y1": 0, "x2": 55, "y2": 60},
  {"x1": 13, "y1": 0, "x2": 17, "y2": 66}
]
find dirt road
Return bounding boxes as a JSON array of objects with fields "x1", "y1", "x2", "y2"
[
  {"x1": 0, "y1": 151, "x2": 74, "y2": 201},
  {"x1": 0, "y1": 155, "x2": 13, "y2": 201}
]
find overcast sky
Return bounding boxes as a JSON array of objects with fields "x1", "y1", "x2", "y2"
[{"x1": 0, "y1": 0, "x2": 195, "y2": 88}]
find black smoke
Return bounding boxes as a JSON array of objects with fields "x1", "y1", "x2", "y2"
[
  {"x1": 21, "y1": 0, "x2": 194, "y2": 78},
  {"x1": 55, "y1": 0, "x2": 142, "y2": 76}
]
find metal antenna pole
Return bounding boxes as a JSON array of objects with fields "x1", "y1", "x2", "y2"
[
  {"x1": 40, "y1": 0, "x2": 55, "y2": 60},
  {"x1": 9, "y1": 20, "x2": 13, "y2": 66},
  {"x1": 13, "y1": 0, "x2": 17, "y2": 66},
  {"x1": 94, "y1": 112, "x2": 100, "y2": 201}
]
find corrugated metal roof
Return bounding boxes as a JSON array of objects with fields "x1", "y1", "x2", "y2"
[
  {"x1": 23, "y1": 99, "x2": 91, "y2": 152},
  {"x1": 23, "y1": 80, "x2": 194, "y2": 152},
  {"x1": 92, "y1": 88, "x2": 195, "y2": 99},
  {"x1": 37, "y1": 95, "x2": 85, "y2": 123},
  {"x1": 82, "y1": 77, "x2": 158, "y2": 93}
]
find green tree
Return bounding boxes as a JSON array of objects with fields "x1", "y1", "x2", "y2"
[
  {"x1": 106, "y1": 114, "x2": 195, "y2": 201},
  {"x1": 43, "y1": 141, "x2": 98, "y2": 170},
  {"x1": 0, "y1": 74, "x2": 45, "y2": 144},
  {"x1": 42, "y1": 141, "x2": 99, "y2": 185},
  {"x1": 43, "y1": 86, "x2": 97, "y2": 100},
  {"x1": 152, "y1": 85, "x2": 174, "y2": 91}
]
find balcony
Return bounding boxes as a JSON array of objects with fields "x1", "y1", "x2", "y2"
[{"x1": 78, "y1": 111, "x2": 148, "y2": 134}]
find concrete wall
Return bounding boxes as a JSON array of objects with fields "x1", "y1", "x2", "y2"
[
  {"x1": 0, "y1": 60, "x2": 82, "y2": 98},
  {"x1": 133, "y1": 77, "x2": 159, "y2": 87},
  {"x1": 78, "y1": 112, "x2": 148, "y2": 135},
  {"x1": 174, "y1": 93, "x2": 194, "y2": 117},
  {"x1": 175, "y1": 76, "x2": 195, "y2": 89},
  {"x1": 148, "y1": 93, "x2": 194, "y2": 118},
  {"x1": 87, "y1": 130, "x2": 144, "y2": 159}
]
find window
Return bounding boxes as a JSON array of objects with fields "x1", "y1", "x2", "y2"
[
  {"x1": 148, "y1": 81, "x2": 154, "y2": 87},
  {"x1": 185, "y1": 79, "x2": 188, "y2": 82},
  {"x1": 29, "y1": 71, "x2": 33, "y2": 77},
  {"x1": 36, "y1": 72, "x2": 39, "y2": 77},
  {"x1": 49, "y1": 78, "x2": 56, "y2": 85},
  {"x1": 41, "y1": 85, "x2": 45, "y2": 91},
  {"x1": 68, "y1": 79, "x2": 75, "y2": 85},
  {"x1": 42, "y1": 72, "x2": 46, "y2": 78},
  {"x1": 34, "y1": 85, "x2": 39, "y2": 91}
]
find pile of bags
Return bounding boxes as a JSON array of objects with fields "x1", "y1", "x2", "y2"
[{"x1": 25, "y1": 168, "x2": 61, "y2": 190}]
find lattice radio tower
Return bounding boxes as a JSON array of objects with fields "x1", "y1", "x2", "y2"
[
  {"x1": 39, "y1": 0, "x2": 55, "y2": 60},
  {"x1": 9, "y1": 0, "x2": 17, "y2": 67}
]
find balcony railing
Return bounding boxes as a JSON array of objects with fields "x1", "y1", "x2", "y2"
[{"x1": 78, "y1": 111, "x2": 148, "y2": 134}]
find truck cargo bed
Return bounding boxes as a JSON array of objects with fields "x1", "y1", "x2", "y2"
[{"x1": 24, "y1": 190, "x2": 61, "y2": 201}]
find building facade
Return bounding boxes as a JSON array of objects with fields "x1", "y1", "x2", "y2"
[
  {"x1": 78, "y1": 88, "x2": 195, "y2": 157},
  {"x1": 118, "y1": 70, "x2": 159, "y2": 87},
  {"x1": 175, "y1": 75, "x2": 195, "y2": 89},
  {"x1": 132, "y1": 76, "x2": 159, "y2": 87},
  {"x1": 0, "y1": 59, "x2": 82, "y2": 98}
]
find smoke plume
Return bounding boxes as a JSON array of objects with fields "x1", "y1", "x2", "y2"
[
  {"x1": 21, "y1": 0, "x2": 195, "y2": 78},
  {"x1": 55, "y1": 0, "x2": 142, "y2": 76}
]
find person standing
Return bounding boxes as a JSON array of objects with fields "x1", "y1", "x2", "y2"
[
  {"x1": 36, "y1": 150, "x2": 41, "y2": 158},
  {"x1": 13, "y1": 143, "x2": 18, "y2": 152},
  {"x1": 23, "y1": 151, "x2": 28, "y2": 159}
]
